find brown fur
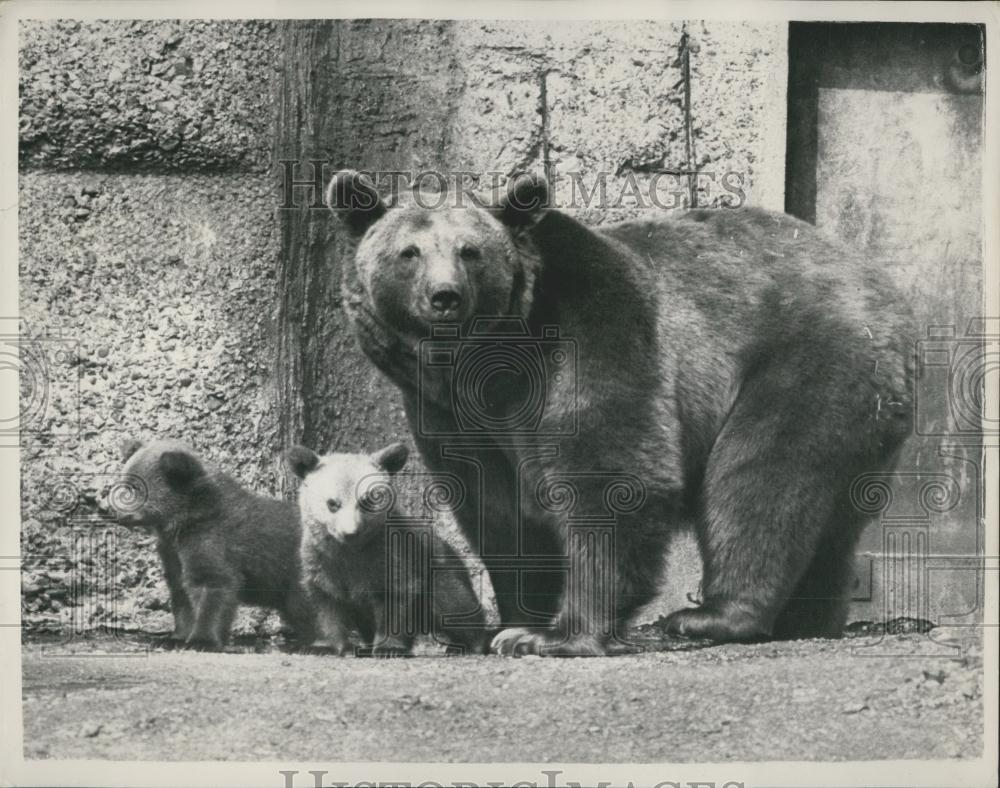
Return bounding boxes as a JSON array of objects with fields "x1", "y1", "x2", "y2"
[
  {"x1": 118, "y1": 439, "x2": 315, "y2": 651},
  {"x1": 288, "y1": 443, "x2": 488, "y2": 656},
  {"x1": 329, "y1": 171, "x2": 915, "y2": 655}
]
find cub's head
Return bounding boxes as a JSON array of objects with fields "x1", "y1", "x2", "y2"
[
  {"x1": 286, "y1": 441, "x2": 409, "y2": 543},
  {"x1": 327, "y1": 170, "x2": 549, "y2": 337},
  {"x1": 117, "y1": 438, "x2": 213, "y2": 527}
]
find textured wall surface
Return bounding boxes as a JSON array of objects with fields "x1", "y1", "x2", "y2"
[
  {"x1": 19, "y1": 171, "x2": 283, "y2": 632},
  {"x1": 19, "y1": 20, "x2": 277, "y2": 172},
  {"x1": 21, "y1": 18, "x2": 789, "y2": 633},
  {"x1": 786, "y1": 23, "x2": 986, "y2": 627},
  {"x1": 19, "y1": 20, "x2": 283, "y2": 634}
]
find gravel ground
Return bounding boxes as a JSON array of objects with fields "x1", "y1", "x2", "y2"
[{"x1": 21, "y1": 626, "x2": 984, "y2": 764}]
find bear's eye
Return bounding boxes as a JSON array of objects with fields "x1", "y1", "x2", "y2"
[
  {"x1": 459, "y1": 243, "x2": 481, "y2": 261},
  {"x1": 326, "y1": 498, "x2": 341, "y2": 514},
  {"x1": 400, "y1": 245, "x2": 420, "y2": 260}
]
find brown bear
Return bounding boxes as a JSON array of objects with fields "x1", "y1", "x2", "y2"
[
  {"x1": 326, "y1": 170, "x2": 915, "y2": 656},
  {"x1": 118, "y1": 438, "x2": 315, "y2": 650},
  {"x1": 287, "y1": 441, "x2": 489, "y2": 656}
]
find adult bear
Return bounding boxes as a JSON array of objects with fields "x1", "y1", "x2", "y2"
[{"x1": 327, "y1": 170, "x2": 915, "y2": 656}]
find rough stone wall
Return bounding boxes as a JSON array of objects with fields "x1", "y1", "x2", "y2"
[
  {"x1": 19, "y1": 19, "x2": 276, "y2": 172},
  {"x1": 19, "y1": 20, "x2": 282, "y2": 634}
]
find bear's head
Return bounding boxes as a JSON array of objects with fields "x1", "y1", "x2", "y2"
[
  {"x1": 286, "y1": 441, "x2": 409, "y2": 544},
  {"x1": 117, "y1": 438, "x2": 214, "y2": 528},
  {"x1": 327, "y1": 170, "x2": 549, "y2": 338}
]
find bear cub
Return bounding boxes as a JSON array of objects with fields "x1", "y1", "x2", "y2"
[
  {"x1": 287, "y1": 441, "x2": 488, "y2": 656},
  {"x1": 118, "y1": 438, "x2": 315, "y2": 651}
]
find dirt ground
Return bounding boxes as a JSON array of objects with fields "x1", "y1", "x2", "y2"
[{"x1": 19, "y1": 625, "x2": 985, "y2": 765}]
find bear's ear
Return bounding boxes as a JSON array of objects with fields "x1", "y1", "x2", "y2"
[
  {"x1": 372, "y1": 442, "x2": 409, "y2": 474},
  {"x1": 159, "y1": 451, "x2": 205, "y2": 491},
  {"x1": 121, "y1": 438, "x2": 143, "y2": 463},
  {"x1": 286, "y1": 445, "x2": 320, "y2": 479},
  {"x1": 495, "y1": 172, "x2": 550, "y2": 230},
  {"x1": 326, "y1": 169, "x2": 386, "y2": 237}
]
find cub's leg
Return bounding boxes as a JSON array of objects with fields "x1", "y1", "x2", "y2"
[
  {"x1": 307, "y1": 598, "x2": 354, "y2": 655},
  {"x1": 371, "y1": 594, "x2": 415, "y2": 657},
  {"x1": 279, "y1": 584, "x2": 317, "y2": 646},
  {"x1": 178, "y1": 540, "x2": 240, "y2": 651},
  {"x1": 155, "y1": 537, "x2": 194, "y2": 643},
  {"x1": 184, "y1": 585, "x2": 239, "y2": 651}
]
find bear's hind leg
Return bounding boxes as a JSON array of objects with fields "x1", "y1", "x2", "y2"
[
  {"x1": 771, "y1": 509, "x2": 866, "y2": 640},
  {"x1": 663, "y1": 380, "x2": 862, "y2": 643}
]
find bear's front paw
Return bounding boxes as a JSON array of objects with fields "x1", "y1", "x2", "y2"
[
  {"x1": 661, "y1": 604, "x2": 770, "y2": 643},
  {"x1": 490, "y1": 627, "x2": 609, "y2": 657}
]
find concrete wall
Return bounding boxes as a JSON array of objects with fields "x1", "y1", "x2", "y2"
[
  {"x1": 19, "y1": 19, "x2": 276, "y2": 172},
  {"x1": 20, "y1": 18, "x2": 790, "y2": 632},
  {"x1": 19, "y1": 20, "x2": 283, "y2": 634},
  {"x1": 786, "y1": 23, "x2": 986, "y2": 629}
]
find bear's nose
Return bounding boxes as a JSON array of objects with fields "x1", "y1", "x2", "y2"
[{"x1": 429, "y1": 286, "x2": 462, "y2": 315}]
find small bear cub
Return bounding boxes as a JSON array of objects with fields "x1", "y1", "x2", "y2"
[
  {"x1": 287, "y1": 441, "x2": 487, "y2": 656},
  {"x1": 119, "y1": 438, "x2": 315, "y2": 651}
]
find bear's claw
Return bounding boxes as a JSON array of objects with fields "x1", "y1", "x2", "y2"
[{"x1": 490, "y1": 627, "x2": 609, "y2": 657}]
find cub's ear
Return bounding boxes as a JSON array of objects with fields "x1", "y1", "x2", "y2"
[
  {"x1": 325, "y1": 169, "x2": 386, "y2": 237},
  {"x1": 121, "y1": 438, "x2": 143, "y2": 463},
  {"x1": 372, "y1": 442, "x2": 409, "y2": 474},
  {"x1": 495, "y1": 172, "x2": 549, "y2": 230},
  {"x1": 286, "y1": 445, "x2": 320, "y2": 479},
  {"x1": 159, "y1": 451, "x2": 205, "y2": 491}
]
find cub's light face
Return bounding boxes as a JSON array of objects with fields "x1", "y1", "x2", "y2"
[{"x1": 300, "y1": 454, "x2": 390, "y2": 543}]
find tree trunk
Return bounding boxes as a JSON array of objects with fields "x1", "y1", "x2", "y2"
[{"x1": 273, "y1": 20, "x2": 463, "y2": 475}]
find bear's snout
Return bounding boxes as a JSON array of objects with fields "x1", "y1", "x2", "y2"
[
  {"x1": 429, "y1": 284, "x2": 463, "y2": 317},
  {"x1": 419, "y1": 256, "x2": 472, "y2": 322}
]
